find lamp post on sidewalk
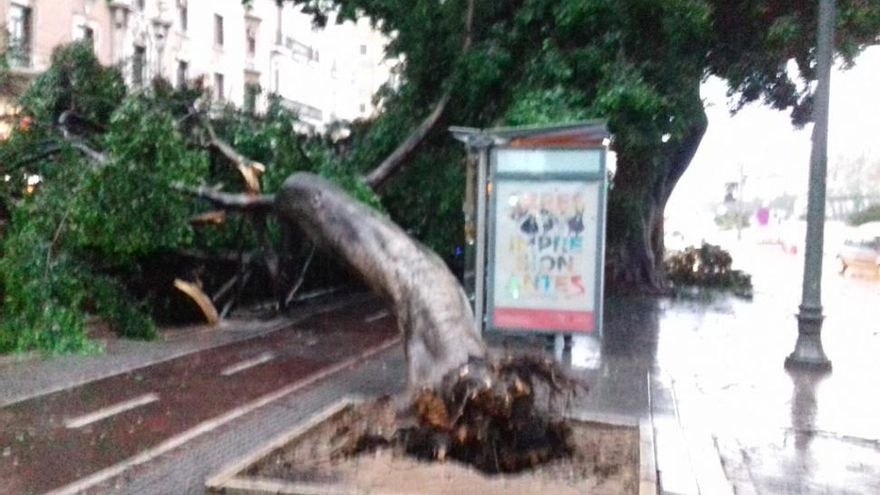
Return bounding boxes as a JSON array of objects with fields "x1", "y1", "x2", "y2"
[{"x1": 785, "y1": 0, "x2": 835, "y2": 372}]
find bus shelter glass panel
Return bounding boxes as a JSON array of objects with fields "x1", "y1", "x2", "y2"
[{"x1": 488, "y1": 148, "x2": 605, "y2": 335}]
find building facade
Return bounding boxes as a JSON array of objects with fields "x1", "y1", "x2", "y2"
[{"x1": 0, "y1": 0, "x2": 393, "y2": 132}]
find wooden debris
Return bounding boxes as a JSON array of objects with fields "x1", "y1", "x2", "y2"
[
  {"x1": 190, "y1": 210, "x2": 227, "y2": 226},
  {"x1": 173, "y1": 278, "x2": 220, "y2": 325}
]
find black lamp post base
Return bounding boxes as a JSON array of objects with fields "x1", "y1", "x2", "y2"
[{"x1": 785, "y1": 310, "x2": 832, "y2": 372}]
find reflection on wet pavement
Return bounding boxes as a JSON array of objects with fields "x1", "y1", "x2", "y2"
[{"x1": 554, "y1": 243, "x2": 879, "y2": 494}]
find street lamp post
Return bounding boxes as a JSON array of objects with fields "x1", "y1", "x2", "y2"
[{"x1": 786, "y1": 0, "x2": 835, "y2": 371}]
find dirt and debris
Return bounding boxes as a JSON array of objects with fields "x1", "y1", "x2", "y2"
[{"x1": 245, "y1": 355, "x2": 640, "y2": 494}]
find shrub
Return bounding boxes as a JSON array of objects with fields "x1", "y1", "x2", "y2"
[
  {"x1": 848, "y1": 204, "x2": 880, "y2": 226},
  {"x1": 665, "y1": 243, "x2": 753, "y2": 298}
]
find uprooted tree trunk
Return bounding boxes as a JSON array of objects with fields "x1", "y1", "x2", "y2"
[
  {"x1": 276, "y1": 173, "x2": 487, "y2": 387},
  {"x1": 184, "y1": 172, "x2": 487, "y2": 387}
]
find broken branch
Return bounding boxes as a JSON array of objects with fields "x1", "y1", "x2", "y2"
[
  {"x1": 364, "y1": 93, "x2": 451, "y2": 190},
  {"x1": 189, "y1": 210, "x2": 227, "y2": 226},
  {"x1": 173, "y1": 278, "x2": 220, "y2": 325},
  {"x1": 200, "y1": 114, "x2": 266, "y2": 193},
  {"x1": 283, "y1": 243, "x2": 317, "y2": 307},
  {"x1": 173, "y1": 183, "x2": 275, "y2": 212},
  {"x1": 362, "y1": 0, "x2": 474, "y2": 190}
]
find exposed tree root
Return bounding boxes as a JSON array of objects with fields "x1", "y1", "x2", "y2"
[{"x1": 343, "y1": 354, "x2": 584, "y2": 474}]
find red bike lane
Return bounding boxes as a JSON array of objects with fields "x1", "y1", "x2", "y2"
[{"x1": 0, "y1": 299, "x2": 398, "y2": 495}]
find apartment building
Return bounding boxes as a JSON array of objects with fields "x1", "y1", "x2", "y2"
[{"x1": 1, "y1": 0, "x2": 393, "y2": 133}]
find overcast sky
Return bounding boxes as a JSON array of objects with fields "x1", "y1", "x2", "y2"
[{"x1": 667, "y1": 44, "x2": 880, "y2": 218}]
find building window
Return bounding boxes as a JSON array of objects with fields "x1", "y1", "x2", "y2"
[
  {"x1": 214, "y1": 73, "x2": 225, "y2": 101},
  {"x1": 246, "y1": 27, "x2": 257, "y2": 56},
  {"x1": 77, "y1": 25, "x2": 95, "y2": 49},
  {"x1": 359, "y1": 44, "x2": 367, "y2": 55},
  {"x1": 359, "y1": 104, "x2": 366, "y2": 114},
  {"x1": 132, "y1": 45, "x2": 146, "y2": 86},
  {"x1": 8, "y1": 4, "x2": 32, "y2": 68},
  {"x1": 136, "y1": 0, "x2": 145, "y2": 11},
  {"x1": 244, "y1": 83, "x2": 260, "y2": 114},
  {"x1": 214, "y1": 14, "x2": 224, "y2": 46},
  {"x1": 274, "y1": 70, "x2": 279, "y2": 92},
  {"x1": 179, "y1": 5, "x2": 188, "y2": 31},
  {"x1": 177, "y1": 61, "x2": 189, "y2": 87}
]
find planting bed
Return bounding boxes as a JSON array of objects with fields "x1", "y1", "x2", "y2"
[{"x1": 207, "y1": 398, "x2": 649, "y2": 495}]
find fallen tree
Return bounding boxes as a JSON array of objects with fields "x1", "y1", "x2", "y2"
[
  {"x1": 180, "y1": 171, "x2": 486, "y2": 387},
  {"x1": 0, "y1": 29, "x2": 493, "y2": 384},
  {"x1": 284, "y1": 173, "x2": 487, "y2": 386}
]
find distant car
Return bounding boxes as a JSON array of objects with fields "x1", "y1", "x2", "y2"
[{"x1": 837, "y1": 222, "x2": 880, "y2": 275}]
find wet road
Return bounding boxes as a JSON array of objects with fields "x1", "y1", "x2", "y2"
[{"x1": 0, "y1": 300, "x2": 398, "y2": 495}]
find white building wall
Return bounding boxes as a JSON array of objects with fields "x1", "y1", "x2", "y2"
[
  {"x1": 121, "y1": 0, "x2": 394, "y2": 131},
  {"x1": 3, "y1": 0, "x2": 394, "y2": 132}
]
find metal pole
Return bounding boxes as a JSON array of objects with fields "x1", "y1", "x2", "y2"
[
  {"x1": 474, "y1": 146, "x2": 489, "y2": 336},
  {"x1": 786, "y1": 0, "x2": 834, "y2": 371},
  {"x1": 462, "y1": 154, "x2": 477, "y2": 297}
]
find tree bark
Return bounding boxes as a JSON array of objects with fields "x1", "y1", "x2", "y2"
[
  {"x1": 276, "y1": 172, "x2": 486, "y2": 387},
  {"x1": 606, "y1": 105, "x2": 708, "y2": 293}
]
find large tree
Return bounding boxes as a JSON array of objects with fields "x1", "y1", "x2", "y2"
[
  {"x1": 2, "y1": 2, "x2": 879, "y2": 386},
  {"x1": 0, "y1": 42, "x2": 487, "y2": 387},
  {"x1": 288, "y1": 0, "x2": 880, "y2": 291}
]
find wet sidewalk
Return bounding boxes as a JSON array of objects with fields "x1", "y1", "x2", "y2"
[{"x1": 576, "y1": 243, "x2": 880, "y2": 495}]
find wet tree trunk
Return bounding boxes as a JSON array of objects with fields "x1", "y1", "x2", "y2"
[
  {"x1": 275, "y1": 173, "x2": 487, "y2": 388},
  {"x1": 606, "y1": 105, "x2": 708, "y2": 293}
]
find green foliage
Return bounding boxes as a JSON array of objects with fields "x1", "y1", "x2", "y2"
[
  {"x1": 70, "y1": 96, "x2": 209, "y2": 265},
  {"x1": 848, "y1": 204, "x2": 880, "y2": 227},
  {"x1": 280, "y1": 0, "x2": 880, "y2": 289},
  {"x1": 0, "y1": 42, "x2": 388, "y2": 353},
  {"x1": 382, "y1": 147, "x2": 464, "y2": 256},
  {"x1": 0, "y1": 168, "x2": 159, "y2": 353},
  {"x1": 213, "y1": 95, "x2": 382, "y2": 210},
  {"x1": 503, "y1": 86, "x2": 589, "y2": 127},
  {"x1": 665, "y1": 243, "x2": 753, "y2": 298},
  {"x1": 19, "y1": 41, "x2": 125, "y2": 127},
  {"x1": 0, "y1": 45, "x2": 204, "y2": 353},
  {"x1": 708, "y1": 0, "x2": 880, "y2": 125}
]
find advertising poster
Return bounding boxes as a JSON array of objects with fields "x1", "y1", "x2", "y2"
[{"x1": 491, "y1": 179, "x2": 600, "y2": 333}]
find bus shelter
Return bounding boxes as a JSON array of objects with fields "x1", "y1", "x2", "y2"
[{"x1": 451, "y1": 122, "x2": 610, "y2": 338}]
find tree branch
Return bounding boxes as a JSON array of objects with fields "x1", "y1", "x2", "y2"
[
  {"x1": 364, "y1": 93, "x2": 451, "y2": 190},
  {"x1": 174, "y1": 278, "x2": 220, "y2": 325},
  {"x1": 283, "y1": 243, "x2": 316, "y2": 307},
  {"x1": 69, "y1": 141, "x2": 108, "y2": 165},
  {"x1": 58, "y1": 110, "x2": 109, "y2": 165},
  {"x1": 250, "y1": 212, "x2": 284, "y2": 308},
  {"x1": 363, "y1": 0, "x2": 475, "y2": 190},
  {"x1": 173, "y1": 183, "x2": 275, "y2": 212},
  {"x1": 213, "y1": 268, "x2": 252, "y2": 304},
  {"x1": 199, "y1": 113, "x2": 265, "y2": 193}
]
